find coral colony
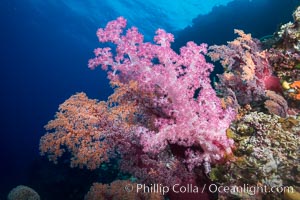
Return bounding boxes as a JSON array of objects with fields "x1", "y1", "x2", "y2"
[{"x1": 40, "y1": 6, "x2": 300, "y2": 200}]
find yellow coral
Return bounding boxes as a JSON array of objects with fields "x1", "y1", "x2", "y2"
[{"x1": 282, "y1": 81, "x2": 290, "y2": 90}]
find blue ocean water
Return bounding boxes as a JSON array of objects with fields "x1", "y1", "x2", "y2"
[{"x1": 0, "y1": 0, "x2": 299, "y2": 199}]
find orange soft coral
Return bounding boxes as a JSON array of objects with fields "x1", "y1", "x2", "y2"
[
  {"x1": 290, "y1": 80, "x2": 300, "y2": 88},
  {"x1": 39, "y1": 93, "x2": 111, "y2": 169},
  {"x1": 85, "y1": 180, "x2": 164, "y2": 200},
  {"x1": 290, "y1": 81, "x2": 300, "y2": 100},
  {"x1": 39, "y1": 79, "x2": 152, "y2": 170}
]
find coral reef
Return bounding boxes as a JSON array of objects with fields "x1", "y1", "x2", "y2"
[
  {"x1": 265, "y1": 6, "x2": 300, "y2": 104},
  {"x1": 207, "y1": 6, "x2": 300, "y2": 199},
  {"x1": 211, "y1": 112, "x2": 300, "y2": 199},
  {"x1": 39, "y1": 6, "x2": 300, "y2": 200}
]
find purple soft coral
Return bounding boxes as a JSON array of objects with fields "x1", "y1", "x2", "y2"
[{"x1": 208, "y1": 29, "x2": 275, "y2": 105}]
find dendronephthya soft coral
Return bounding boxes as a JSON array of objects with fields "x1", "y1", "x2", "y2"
[{"x1": 40, "y1": 17, "x2": 236, "y2": 191}]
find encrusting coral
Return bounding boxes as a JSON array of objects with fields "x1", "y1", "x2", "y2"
[
  {"x1": 212, "y1": 112, "x2": 300, "y2": 200},
  {"x1": 264, "y1": 90, "x2": 288, "y2": 117}
]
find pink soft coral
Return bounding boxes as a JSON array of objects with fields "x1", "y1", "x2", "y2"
[
  {"x1": 88, "y1": 17, "x2": 236, "y2": 168},
  {"x1": 41, "y1": 17, "x2": 236, "y2": 187}
]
